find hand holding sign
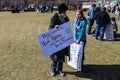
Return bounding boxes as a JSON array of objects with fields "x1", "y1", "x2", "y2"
[
  {"x1": 38, "y1": 22, "x2": 74, "y2": 57},
  {"x1": 55, "y1": 25, "x2": 59, "y2": 28}
]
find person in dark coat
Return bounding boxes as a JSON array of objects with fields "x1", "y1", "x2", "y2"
[
  {"x1": 94, "y1": 7, "x2": 110, "y2": 41},
  {"x1": 48, "y1": 3, "x2": 69, "y2": 77}
]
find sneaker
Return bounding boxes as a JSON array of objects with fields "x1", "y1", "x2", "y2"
[
  {"x1": 51, "y1": 71, "x2": 55, "y2": 77},
  {"x1": 95, "y1": 37, "x2": 98, "y2": 40},
  {"x1": 59, "y1": 71, "x2": 65, "y2": 77},
  {"x1": 100, "y1": 39, "x2": 104, "y2": 41}
]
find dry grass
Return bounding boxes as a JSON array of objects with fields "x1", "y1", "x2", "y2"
[{"x1": 0, "y1": 11, "x2": 120, "y2": 80}]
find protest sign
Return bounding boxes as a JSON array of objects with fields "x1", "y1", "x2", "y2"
[
  {"x1": 67, "y1": 42, "x2": 84, "y2": 71},
  {"x1": 38, "y1": 22, "x2": 74, "y2": 57}
]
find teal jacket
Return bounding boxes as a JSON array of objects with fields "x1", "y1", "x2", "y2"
[{"x1": 74, "y1": 18, "x2": 87, "y2": 42}]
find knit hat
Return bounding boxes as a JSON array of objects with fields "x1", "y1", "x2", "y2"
[{"x1": 58, "y1": 3, "x2": 68, "y2": 14}]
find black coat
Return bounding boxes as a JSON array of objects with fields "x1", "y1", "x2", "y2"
[
  {"x1": 94, "y1": 11, "x2": 110, "y2": 25},
  {"x1": 49, "y1": 13, "x2": 69, "y2": 29},
  {"x1": 49, "y1": 13, "x2": 70, "y2": 62}
]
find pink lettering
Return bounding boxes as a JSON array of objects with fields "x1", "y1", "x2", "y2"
[{"x1": 51, "y1": 34, "x2": 62, "y2": 41}]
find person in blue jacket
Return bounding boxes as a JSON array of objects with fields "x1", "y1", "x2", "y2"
[
  {"x1": 87, "y1": 3, "x2": 96, "y2": 35},
  {"x1": 74, "y1": 10, "x2": 87, "y2": 71}
]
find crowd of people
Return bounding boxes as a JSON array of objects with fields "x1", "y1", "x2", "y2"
[
  {"x1": 0, "y1": 1, "x2": 119, "y2": 78},
  {"x1": 48, "y1": 2, "x2": 119, "y2": 77},
  {"x1": 1, "y1": 2, "x2": 119, "y2": 77},
  {"x1": 35, "y1": 3, "x2": 54, "y2": 14},
  {"x1": 0, "y1": 3, "x2": 54, "y2": 13},
  {"x1": 87, "y1": 3, "x2": 119, "y2": 41}
]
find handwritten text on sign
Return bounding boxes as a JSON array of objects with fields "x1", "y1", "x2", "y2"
[
  {"x1": 38, "y1": 22, "x2": 74, "y2": 57},
  {"x1": 67, "y1": 42, "x2": 84, "y2": 71}
]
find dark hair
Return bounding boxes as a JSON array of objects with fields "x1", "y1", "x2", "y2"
[
  {"x1": 111, "y1": 17, "x2": 116, "y2": 21},
  {"x1": 58, "y1": 3, "x2": 68, "y2": 14},
  {"x1": 92, "y1": 3, "x2": 96, "y2": 8},
  {"x1": 78, "y1": 10, "x2": 86, "y2": 20},
  {"x1": 77, "y1": 5, "x2": 81, "y2": 9},
  {"x1": 101, "y1": 7, "x2": 106, "y2": 11}
]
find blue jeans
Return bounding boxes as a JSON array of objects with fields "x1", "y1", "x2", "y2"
[
  {"x1": 81, "y1": 40, "x2": 86, "y2": 62},
  {"x1": 51, "y1": 59, "x2": 63, "y2": 72},
  {"x1": 80, "y1": 40, "x2": 86, "y2": 70},
  {"x1": 87, "y1": 18, "x2": 94, "y2": 35},
  {"x1": 95, "y1": 24, "x2": 106, "y2": 40}
]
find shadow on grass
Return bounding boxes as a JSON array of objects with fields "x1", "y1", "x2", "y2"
[
  {"x1": 114, "y1": 38, "x2": 120, "y2": 41},
  {"x1": 91, "y1": 33, "x2": 120, "y2": 41},
  {"x1": 65, "y1": 65, "x2": 120, "y2": 80},
  {"x1": 114, "y1": 33, "x2": 120, "y2": 41}
]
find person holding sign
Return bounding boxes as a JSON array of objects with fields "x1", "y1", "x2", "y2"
[
  {"x1": 74, "y1": 10, "x2": 87, "y2": 72},
  {"x1": 48, "y1": 3, "x2": 70, "y2": 77}
]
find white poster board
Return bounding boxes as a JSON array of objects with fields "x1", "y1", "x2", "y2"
[
  {"x1": 38, "y1": 22, "x2": 74, "y2": 57},
  {"x1": 67, "y1": 42, "x2": 84, "y2": 71}
]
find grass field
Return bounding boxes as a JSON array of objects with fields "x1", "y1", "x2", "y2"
[{"x1": 0, "y1": 11, "x2": 120, "y2": 80}]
